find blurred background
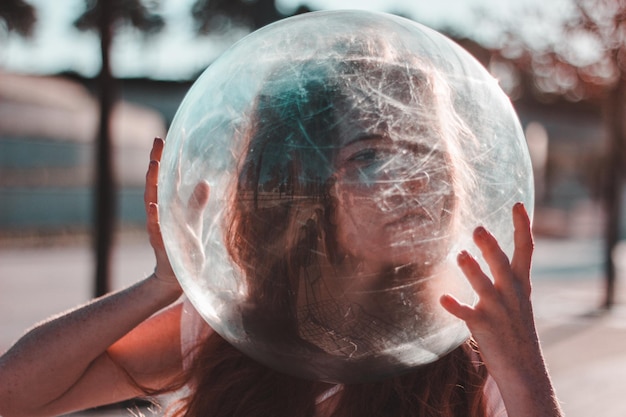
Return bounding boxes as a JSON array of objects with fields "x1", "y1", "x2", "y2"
[{"x1": 1, "y1": 1, "x2": 625, "y2": 416}]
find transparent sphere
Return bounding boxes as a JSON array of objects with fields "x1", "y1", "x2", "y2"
[{"x1": 159, "y1": 10, "x2": 534, "y2": 383}]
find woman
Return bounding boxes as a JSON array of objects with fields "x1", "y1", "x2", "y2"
[{"x1": 0, "y1": 56, "x2": 562, "y2": 417}]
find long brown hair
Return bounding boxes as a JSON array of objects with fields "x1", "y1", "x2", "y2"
[{"x1": 172, "y1": 334, "x2": 488, "y2": 417}]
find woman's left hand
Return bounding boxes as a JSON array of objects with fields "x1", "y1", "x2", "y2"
[{"x1": 440, "y1": 202, "x2": 563, "y2": 417}]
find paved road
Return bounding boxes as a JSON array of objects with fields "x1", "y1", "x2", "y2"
[{"x1": 1, "y1": 235, "x2": 625, "y2": 416}]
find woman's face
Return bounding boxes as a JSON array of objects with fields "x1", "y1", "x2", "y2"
[
  {"x1": 330, "y1": 99, "x2": 456, "y2": 273},
  {"x1": 293, "y1": 99, "x2": 460, "y2": 353},
  {"x1": 287, "y1": 69, "x2": 466, "y2": 356}
]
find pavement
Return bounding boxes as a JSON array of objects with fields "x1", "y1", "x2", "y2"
[{"x1": 1, "y1": 232, "x2": 626, "y2": 417}]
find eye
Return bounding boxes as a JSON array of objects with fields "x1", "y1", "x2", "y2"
[{"x1": 348, "y1": 148, "x2": 379, "y2": 162}]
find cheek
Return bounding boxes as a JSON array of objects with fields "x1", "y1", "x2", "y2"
[
  {"x1": 333, "y1": 182, "x2": 387, "y2": 222},
  {"x1": 331, "y1": 183, "x2": 385, "y2": 247}
]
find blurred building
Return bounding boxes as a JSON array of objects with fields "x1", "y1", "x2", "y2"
[{"x1": 0, "y1": 71, "x2": 178, "y2": 239}]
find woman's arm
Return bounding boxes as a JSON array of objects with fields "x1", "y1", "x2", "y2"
[
  {"x1": 440, "y1": 203, "x2": 563, "y2": 417},
  {"x1": 0, "y1": 277, "x2": 184, "y2": 417},
  {"x1": 0, "y1": 138, "x2": 207, "y2": 417}
]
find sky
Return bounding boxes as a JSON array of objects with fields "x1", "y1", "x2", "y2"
[{"x1": 0, "y1": 0, "x2": 572, "y2": 80}]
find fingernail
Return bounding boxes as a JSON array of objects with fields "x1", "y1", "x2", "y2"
[
  {"x1": 457, "y1": 250, "x2": 470, "y2": 263},
  {"x1": 475, "y1": 226, "x2": 487, "y2": 236}
]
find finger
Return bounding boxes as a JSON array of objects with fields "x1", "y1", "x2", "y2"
[
  {"x1": 510, "y1": 202, "x2": 534, "y2": 293},
  {"x1": 150, "y1": 137, "x2": 165, "y2": 162},
  {"x1": 186, "y1": 181, "x2": 210, "y2": 231},
  {"x1": 144, "y1": 160, "x2": 160, "y2": 210},
  {"x1": 473, "y1": 226, "x2": 513, "y2": 290},
  {"x1": 145, "y1": 137, "x2": 164, "y2": 209},
  {"x1": 440, "y1": 293, "x2": 475, "y2": 322},
  {"x1": 457, "y1": 250, "x2": 496, "y2": 297},
  {"x1": 189, "y1": 181, "x2": 210, "y2": 211}
]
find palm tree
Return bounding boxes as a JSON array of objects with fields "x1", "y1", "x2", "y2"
[{"x1": 75, "y1": 0, "x2": 164, "y2": 297}]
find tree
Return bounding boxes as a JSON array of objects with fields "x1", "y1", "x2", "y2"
[
  {"x1": 190, "y1": 0, "x2": 311, "y2": 34},
  {"x1": 480, "y1": 0, "x2": 626, "y2": 308},
  {"x1": 0, "y1": 0, "x2": 37, "y2": 36},
  {"x1": 74, "y1": 0, "x2": 164, "y2": 297}
]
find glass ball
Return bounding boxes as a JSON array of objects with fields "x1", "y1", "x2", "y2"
[{"x1": 158, "y1": 10, "x2": 533, "y2": 383}]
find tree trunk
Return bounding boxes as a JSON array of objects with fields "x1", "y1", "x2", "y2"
[
  {"x1": 602, "y1": 76, "x2": 626, "y2": 309},
  {"x1": 94, "y1": 0, "x2": 116, "y2": 297}
]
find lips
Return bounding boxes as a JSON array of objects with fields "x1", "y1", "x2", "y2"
[{"x1": 384, "y1": 210, "x2": 433, "y2": 233}]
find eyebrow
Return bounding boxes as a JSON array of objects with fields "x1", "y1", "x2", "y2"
[
  {"x1": 341, "y1": 133, "x2": 389, "y2": 148},
  {"x1": 341, "y1": 135, "x2": 438, "y2": 158}
]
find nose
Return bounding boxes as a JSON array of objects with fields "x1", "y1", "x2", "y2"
[{"x1": 376, "y1": 171, "x2": 430, "y2": 213}]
